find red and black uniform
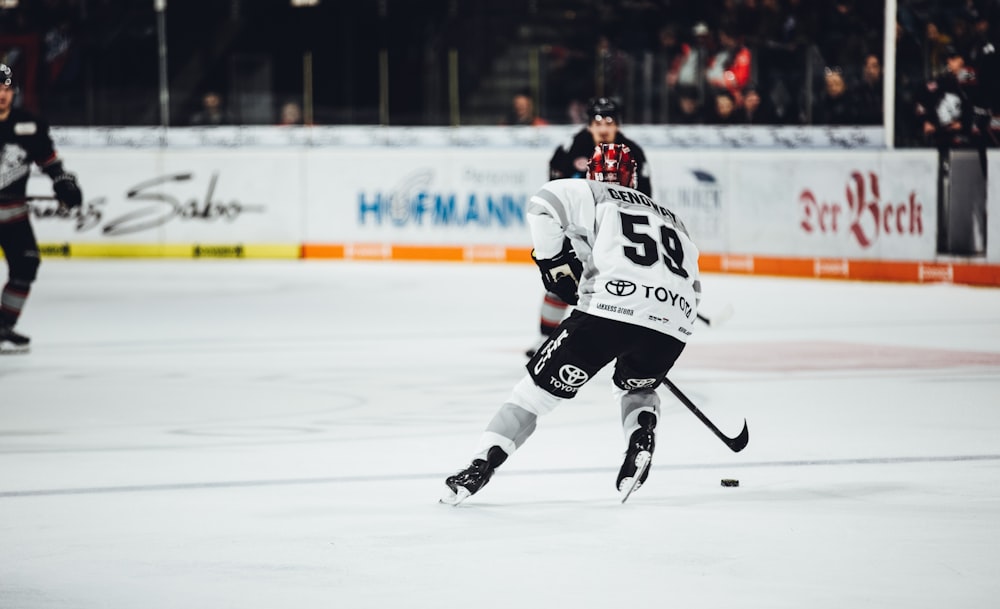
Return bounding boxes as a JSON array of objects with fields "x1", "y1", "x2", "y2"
[
  {"x1": 549, "y1": 129, "x2": 652, "y2": 197},
  {"x1": 1, "y1": 106, "x2": 81, "y2": 340}
]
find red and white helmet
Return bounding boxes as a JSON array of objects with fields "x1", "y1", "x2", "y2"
[{"x1": 586, "y1": 143, "x2": 637, "y2": 189}]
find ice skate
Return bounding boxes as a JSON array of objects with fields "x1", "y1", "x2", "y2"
[
  {"x1": 441, "y1": 446, "x2": 508, "y2": 505},
  {"x1": 0, "y1": 325, "x2": 30, "y2": 354},
  {"x1": 617, "y1": 412, "x2": 656, "y2": 503}
]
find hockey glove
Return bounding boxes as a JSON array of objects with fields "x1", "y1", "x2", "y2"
[
  {"x1": 532, "y1": 241, "x2": 583, "y2": 306},
  {"x1": 53, "y1": 173, "x2": 83, "y2": 210}
]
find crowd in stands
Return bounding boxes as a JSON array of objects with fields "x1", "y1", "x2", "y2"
[
  {"x1": 1, "y1": 0, "x2": 998, "y2": 147},
  {"x1": 529, "y1": 0, "x2": 999, "y2": 146}
]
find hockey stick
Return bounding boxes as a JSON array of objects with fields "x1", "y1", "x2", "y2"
[
  {"x1": 696, "y1": 302, "x2": 735, "y2": 327},
  {"x1": 0, "y1": 194, "x2": 60, "y2": 201},
  {"x1": 662, "y1": 378, "x2": 749, "y2": 453}
]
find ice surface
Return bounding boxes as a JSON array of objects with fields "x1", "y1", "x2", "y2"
[{"x1": 2, "y1": 260, "x2": 999, "y2": 608}]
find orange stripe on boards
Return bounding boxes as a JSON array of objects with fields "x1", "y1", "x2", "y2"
[
  {"x1": 953, "y1": 264, "x2": 1000, "y2": 286},
  {"x1": 298, "y1": 244, "x2": 1000, "y2": 286},
  {"x1": 392, "y1": 245, "x2": 464, "y2": 262},
  {"x1": 301, "y1": 244, "x2": 345, "y2": 259},
  {"x1": 752, "y1": 256, "x2": 813, "y2": 277},
  {"x1": 705, "y1": 255, "x2": 1000, "y2": 286},
  {"x1": 505, "y1": 247, "x2": 534, "y2": 264},
  {"x1": 845, "y1": 259, "x2": 902, "y2": 282},
  {"x1": 301, "y1": 243, "x2": 536, "y2": 264}
]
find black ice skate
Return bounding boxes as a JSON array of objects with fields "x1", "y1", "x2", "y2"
[
  {"x1": 0, "y1": 325, "x2": 30, "y2": 354},
  {"x1": 441, "y1": 445, "x2": 508, "y2": 506},
  {"x1": 617, "y1": 411, "x2": 657, "y2": 503}
]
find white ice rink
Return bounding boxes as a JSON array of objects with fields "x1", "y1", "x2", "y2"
[{"x1": 2, "y1": 259, "x2": 999, "y2": 608}]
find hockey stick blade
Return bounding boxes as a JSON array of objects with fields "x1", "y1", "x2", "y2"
[{"x1": 663, "y1": 378, "x2": 749, "y2": 453}]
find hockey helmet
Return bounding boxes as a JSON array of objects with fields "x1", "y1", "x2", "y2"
[
  {"x1": 0, "y1": 64, "x2": 12, "y2": 88},
  {"x1": 587, "y1": 143, "x2": 637, "y2": 189},
  {"x1": 588, "y1": 97, "x2": 619, "y2": 123}
]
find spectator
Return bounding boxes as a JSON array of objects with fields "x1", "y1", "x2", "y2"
[
  {"x1": 968, "y1": 15, "x2": 1000, "y2": 145},
  {"x1": 669, "y1": 85, "x2": 706, "y2": 124},
  {"x1": 895, "y1": 20, "x2": 927, "y2": 145},
  {"x1": 812, "y1": 66, "x2": 855, "y2": 125},
  {"x1": 566, "y1": 99, "x2": 588, "y2": 125},
  {"x1": 708, "y1": 90, "x2": 739, "y2": 124},
  {"x1": 734, "y1": 85, "x2": 777, "y2": 124},
  {"x1": 818, "y1": 0, "x2": 869, "y2": 82},
  {"x1": 189, "y1": 91, "x2": 233, "y2": 126},
  {"x1": 896, "y1": 20, "x2": 925, "y2": 86},
  {"x1": 705, "y1": 26, "x2": 752, "y2": 105},
  {"x1": 278, "y1": 100, "x2": 304, "y2": 125},
  {"x1": 595, "y1": 33, "x2": 630, "y2": 100},
  {"x1": 852, "y1": 54, "x2": 884, "y2": 124},
  {"x1": 916, "y1": 45, "x2": 977, "y2": 149},
  {"x1": 541, "y1": 43, "x2": 591, "y2": 124},
  {"x1": 669, "y1": 22, "x2": 714, "y2": 104},
  {"x1": 925, "y1": 21, "x2": 956, "y2": 77},
  {"x1": 655, "y1": 24, "x2": 690, "y2": 120},
  {"x1": 501, "y1": 89, "x2": 549, "y2": 126},
  {"x1": 752, "y1": 0, "x2": 792, "y2": 78},
  {"x1": 773, "y1": 0, "x2": 819, "y2": 122}
]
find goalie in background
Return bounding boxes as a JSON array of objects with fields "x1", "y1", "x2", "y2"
[
  {"x1": 0, "y1": 63, "x2": 83, "y2": 353},
  {"x1": 442, "y1": 143, "x2": 701, "y2": 505},
  {"x1": 528, "y1": 97, "x2": 653, "y2": 357}
]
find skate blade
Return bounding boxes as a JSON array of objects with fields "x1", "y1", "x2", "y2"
[
  {"x1": 0, "y1": 345, "x2": 30, "y2": 355},
  {"x1": 619, "y1": 451, "x2": 652, "y2": 504},
  {"x1": 439, "y1": 486, "x2": 471, "y2": 506}
]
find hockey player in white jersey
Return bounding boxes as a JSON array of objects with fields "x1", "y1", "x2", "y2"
[{"x1": 442, "y1": 143, "x2": 701, "y2": 505}]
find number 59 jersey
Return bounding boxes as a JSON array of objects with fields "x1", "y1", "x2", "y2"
[{"x1": 528, "y1": 179, "x2": 702, "y2": 341}]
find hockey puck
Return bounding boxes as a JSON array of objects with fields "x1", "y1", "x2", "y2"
[{"x1": 720, "y1": 478, "x2": 739, "y2": 487}]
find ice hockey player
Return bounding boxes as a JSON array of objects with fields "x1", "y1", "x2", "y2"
[
  {"x1": 442, "y1": 143, "x2": 701, "y2": 505},
  {"x1": 0, "y1": 63, "x2": 83, "y2": 353},
  {"x1": 527, "y1": 97, "x2": 653, "y2": 357}
]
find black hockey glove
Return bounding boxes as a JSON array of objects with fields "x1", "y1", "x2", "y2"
[
  {"x1": 532, "y1": 240, "x2": 583, "y2": 306},
  {"x1": 53, "y1": 173, "x2": 82, "y2": 209}
]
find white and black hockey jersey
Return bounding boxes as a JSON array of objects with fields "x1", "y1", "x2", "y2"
[{"x1": 527, "y1": 178, "x2": 701, "y2": 341}]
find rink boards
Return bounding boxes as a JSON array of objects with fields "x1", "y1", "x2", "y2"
[{"x1": 22, "y1": 127, "x2": 1000, "y2": 287}]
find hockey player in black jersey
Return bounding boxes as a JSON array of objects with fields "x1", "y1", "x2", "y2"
[
  {"x1": 443, "y1": 144, "x2": 701, "y2": 505},
  {"x1": 527, "y1": 97, "x2": 654, "y2": 357},
  {"x1": 0, "y1": 63, "x2": 83, "y2": 353}
]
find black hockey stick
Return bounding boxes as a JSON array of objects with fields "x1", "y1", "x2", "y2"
[
  {"x1": 0, "y1": 194, "x2": 60, "y2": 201},
  {"x1": 662, "y1": 378, "x2": 749, "y2": 453}
]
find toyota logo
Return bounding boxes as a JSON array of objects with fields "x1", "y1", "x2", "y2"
[
  {"x1": 627, "y1": 378, "x2": 657, "y2": 389},
  {"x1": 605, "y1": 280, "x2": 636, "y2": 297},
  {"x1": 558, "y1": 365, "x2": 590, "y2": 387}
]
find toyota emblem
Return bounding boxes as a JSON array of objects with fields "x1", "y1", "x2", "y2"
[
  {"x1": 605, "y1": 280, "x2": 636, "y2": 297},
  {"x1": 558, "y1": 365, "x2": 590, "y2": 387}
]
